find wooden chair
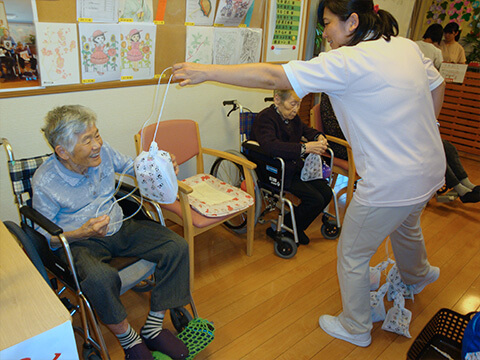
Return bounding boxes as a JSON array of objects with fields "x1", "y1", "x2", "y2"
[
  {"x1": 135, "y1": 120, "x2": 257, "y2": 288},
  {"x1": 310, "y1": 103, "x2": 359, "y2": 209}
]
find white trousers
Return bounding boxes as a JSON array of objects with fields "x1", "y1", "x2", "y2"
[{"x1": 336, "y1": 196, "x2": 431, "y2": 334}]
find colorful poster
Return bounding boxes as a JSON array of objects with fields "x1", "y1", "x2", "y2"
[
  {"x1": 185, "y1": 0, "x2": 216, "y2": 26},
  {"x1": 186, "y1": 26, "x2": 214, "y2": 64},
  {"x1": 272, "y1": 0, "x2": 301, "y2": 46},
  {"x1": 120, "y1": 23, "x2": 156, "y2": 80},
  {"x1": 76, "y1": 0, "x2": 119, "y2": 22},
  {"x1": 118, "y1": 0, "x2": 154, "y2": 22},
  {"x1": 35, "y1": 22, "x2": 80, "y2": 86},
  {"x1": 79, "y1": 23, "x2": 121, "y2": 83},
  {"x1": 214, "y1": 0, "x2": 254, "y2": 27}
]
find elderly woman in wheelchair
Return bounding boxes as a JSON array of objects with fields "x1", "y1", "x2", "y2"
[
  {"x1": 32, "y1": 105, "x2": 190, "y2": 360},
  {"x1": 249, "y1": 89, "x2": 333, "y2": 245}
]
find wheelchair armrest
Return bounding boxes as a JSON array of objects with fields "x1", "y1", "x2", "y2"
[
  {"x1": 178, "y1": 180, "x2": 193, "y2": 194},
  {"x1": 203, "y1": 147, "x2": 257, "y2": 170},
  {"x1": 325, "y1": 135, "x2": 352, "y2": 149},
  {"x1": 20, "y1": 206, "x2": 63, "y2": 236}
]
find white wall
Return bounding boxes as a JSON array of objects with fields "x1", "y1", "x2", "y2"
[{"x1": 0, "y1": 83, "x2": 271, "y2": 222}]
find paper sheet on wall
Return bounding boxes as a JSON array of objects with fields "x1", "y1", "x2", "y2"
[
  {"x1": 79, "y1": 23, "x2": 121, "y2": 83},
  {"x1": 118, "y1": 0, "x2": 154, "y2": 22},
  {"x1": 186, "y1": 26, "x2": 214, "y2": 64},
  {"x1": 120, "y1": 23, "x2": 156, "y2": 80},
  {"x1": 185, "y1": 0, "x2": 216, "y2": 25},
  {"x1": 76, "y1": 0, "x2": 119, "y2": 22},
  {"x1": 36, "y1": 22, "x2": 80, "y2": 86},
  {"x1": 213, "y1": 0, "x2": 254, "y2": 27},
  {"x1": 213, "y1": 27, "x2": 262, "y2": 64}
]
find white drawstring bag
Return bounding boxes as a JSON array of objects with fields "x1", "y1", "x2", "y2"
[
  {"x1": 134, "y1": 141, "x2": 178, "y2": 204},
  {"x1": 382, "y1": 292, "x2": 412, "y2": 338},
  {"x1": 370, "y1": 258, "x2": 395, "y2": 291},
  {"x1": 301, "y1": 153, "x2": 331, "y2": 181},
  {"x1": 386, "y1": 264, "x2": 414, "y2": 301},
  {"x1": 371, "y1": 283, "x2": 389, "y2": 323}
]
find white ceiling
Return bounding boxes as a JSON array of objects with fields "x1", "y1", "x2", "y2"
[{"x1": 2, "y1": 0, "x2": 35, "y2": 24}]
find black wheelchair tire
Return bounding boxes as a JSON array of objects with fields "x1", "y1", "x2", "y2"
[
  {"x1": 82, "y1": 343, "x2": 102, "y2": 360},
  {"x1": 170, "y1": 306, "x2": 194, "y2": 333},
  {"x1": 321, "y1": 223, "x2": 340, "y2": 240},
  {"x1": 274, "y1": 236, "x2": 297, "y2": 259}
]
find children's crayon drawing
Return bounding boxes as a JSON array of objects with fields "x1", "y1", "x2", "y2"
[
  {"x1": 213, "y1": 27, "x2": 240, "y2": 65},
  {"x1": 35, "y1": 22, "x2": 80, "y2": 86},
  {"x1": 185, "y1": 0, "x2": 216, "y2": 26},
  {"x1": 214, "y1": 0, "x2": 254, "y2": 26},
  {"x1": 79, "y1": 23, "x2": 121, "y2": 83},
  {"x1": 118, "y1": 0, "x2": 153, "y2": 22},
  {"x1": 120, "y1": 23, "x2": 156, "y2": 80},
  {"x1": 186, "y1": 26, "x2": 214, "y2": 64}
]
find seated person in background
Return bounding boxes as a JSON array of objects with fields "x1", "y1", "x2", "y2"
[
  {"x1": 15, "y1": 42, "x2": 37, "y2": 74},
  {"x1": 0, "y1": 28, "x2": 16, "y2": 56},
  {"x1": 416, "y1": 24, "x2": 444, "y2": 70},
  {"x1": 250, "y1": 89, "x2": 333, "y2": 245},
  {"x1": 319, "y1": 93, "x2": 348, "y2": 161},
  {"x1": 32, "y1": 105, "x2": 190, "y2": 360},
  {"x1": 442, "y1": 139, "x2": 479, "y2": 203},
  {"x1": 439, "y1": 22, "x2": 466, "y2": 64}
]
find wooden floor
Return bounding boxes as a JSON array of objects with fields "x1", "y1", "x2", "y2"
[{"x1": 87, "y1": 156, "x2": 480, "y2": 360}]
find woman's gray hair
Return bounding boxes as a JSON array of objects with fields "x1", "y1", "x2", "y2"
[
  {"x1": 42, "y1": 105, "x2": 97, "y2": 153},
  {"x1": 274, "y1": 89, "x2": 296, "y2": 102}
]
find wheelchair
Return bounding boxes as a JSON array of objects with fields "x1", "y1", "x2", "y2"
[
  {"x1": 1, "y1": 138, "x2": 197, "y2": 360},
  {"x1": 210, "y1": 100, "x2": 341, "y2": 259}
]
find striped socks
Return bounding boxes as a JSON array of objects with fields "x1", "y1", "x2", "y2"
[
  {"x1": 117, "y1": 324, "x2": 142, "y2": 350},
  {"x1": 141, "y1": 311, "x2": 165, "y2": 340}
]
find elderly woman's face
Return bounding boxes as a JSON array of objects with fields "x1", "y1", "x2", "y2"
[
  {"x1": 275, "y1": 92, "x2": 302, "y2": 120},
  {"x1": 66, "y1": 125, "x2": 103, "y2": 174}
]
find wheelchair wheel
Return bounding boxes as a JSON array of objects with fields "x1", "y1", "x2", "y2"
[
  {"x1": 210, "y1": 150, "x2": 262, "y2": 233},
  {"x1": 82, "y1": 343, "x2": 102, "y2": 360},
  {"x1": 132, "y1": 274, "x2": 155, "y2": 293},
  {"x1": 274, "y1": 236, "x2": 297, "y2": 259},
  {"x1": 321, "y1": 223, "x2": 340, "y2": 240},
  {"x1": 170, "y1": 306, "x2": 194, "y2": 333}
]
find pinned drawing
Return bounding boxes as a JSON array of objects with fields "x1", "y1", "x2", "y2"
[
  {"x1": 186, "y1": 0, "x2": 216, "y2": 26},
  {"x1": 36, "y1": 22, "x2": 80, "y2": 86},
  {"x1": 76, "y1": 0, "x2": 119, "y2": 23},
  {"x1": 214, "y1": 0, "x2": 254, "y2": 27},
  {"x1": 214, "y1": 27, "x2": 240, "y2": 65},
  {"x1": 118, "y1": 0, "x2": 153, "y2": 22},
  {"x1": 79, "y1": 23, "x2": 120, "y2": 82},
  {"x1": 186, "y1": 26, "x2": 214, "y2": 64},
  {"x1": 120, "y1": 23, "x2": 156, "y2": 80},
  {"x1": 239, "y1": 28, "x2": 262, "y2": 63}
]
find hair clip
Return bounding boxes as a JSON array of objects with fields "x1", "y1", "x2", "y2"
[{"x1": 374, "y1": 4, "x2": 380, "y2": 14}]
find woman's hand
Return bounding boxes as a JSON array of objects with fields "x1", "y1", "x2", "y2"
[
  {"x1": 172, "y1": 62, "x2": 209, "y2": 87},
  {"x1": 305, "y1": 136, "x2": 328, "y2": 155}
]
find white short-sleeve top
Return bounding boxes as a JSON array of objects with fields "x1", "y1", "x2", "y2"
[{"x1": 283, "y1": 36, "x2": 446, "y2": 207}]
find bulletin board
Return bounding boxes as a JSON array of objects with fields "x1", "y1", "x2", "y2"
[
  {"x1": 1, "y1": 0, "x2": 271, "y2": 98},
  {"x1": 264, "y1": 0, "x2": 308, "y2": 63}
]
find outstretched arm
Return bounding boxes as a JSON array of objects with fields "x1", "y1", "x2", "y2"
[{"x1": 172, "y1": 62, "x2": 292, "y2": 90}]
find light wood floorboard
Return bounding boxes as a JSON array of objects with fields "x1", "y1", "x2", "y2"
[{"x1": 78, "y1": 157, "x2": 480, "y2": 360}]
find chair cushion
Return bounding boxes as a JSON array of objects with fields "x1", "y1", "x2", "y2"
[{"x1": 183, "y1": 174, "x2": 254, "y2": 217}]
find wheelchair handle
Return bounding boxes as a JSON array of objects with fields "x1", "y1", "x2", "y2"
[{"x1": 223, "y1": 100, "x2": 239, "y2": 117}]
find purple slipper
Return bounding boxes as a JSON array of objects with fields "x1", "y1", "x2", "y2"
[
  {"x1": 124, "y1": 342, "x2": 154, "y2": 360},
  {"x1": 141, "y1": 329, "x2": 189, "y2": 360}
]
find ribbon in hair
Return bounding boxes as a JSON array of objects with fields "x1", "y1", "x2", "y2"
[{"x1": 374, "y1": 4, "x2": 380, "y2": 14}]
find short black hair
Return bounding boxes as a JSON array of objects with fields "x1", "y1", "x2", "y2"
[
  {"x1": 444, "y1": 22, "x2": 461, "y2": 41},
  {"x1": 423, "y1": 24, "x2": 443, "y2": 44}
]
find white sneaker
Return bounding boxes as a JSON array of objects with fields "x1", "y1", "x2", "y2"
[
  {"x1": 410, "y1": 266, "x2": 440, "y2": 295},
  {"x1": 319, "y1": 315, "x2": 371, "y2": 347}
]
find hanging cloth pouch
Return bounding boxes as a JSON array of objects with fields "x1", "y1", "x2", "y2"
[
  {"x1": 134, "y1": 141, "x2": 178, "y2": 204},
  {"x1": 386, "y1": 264, "x2": 414, "y2": 301},
  {"x1": 301, "y1": 153, "x2": 331, "y2": 181}
]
